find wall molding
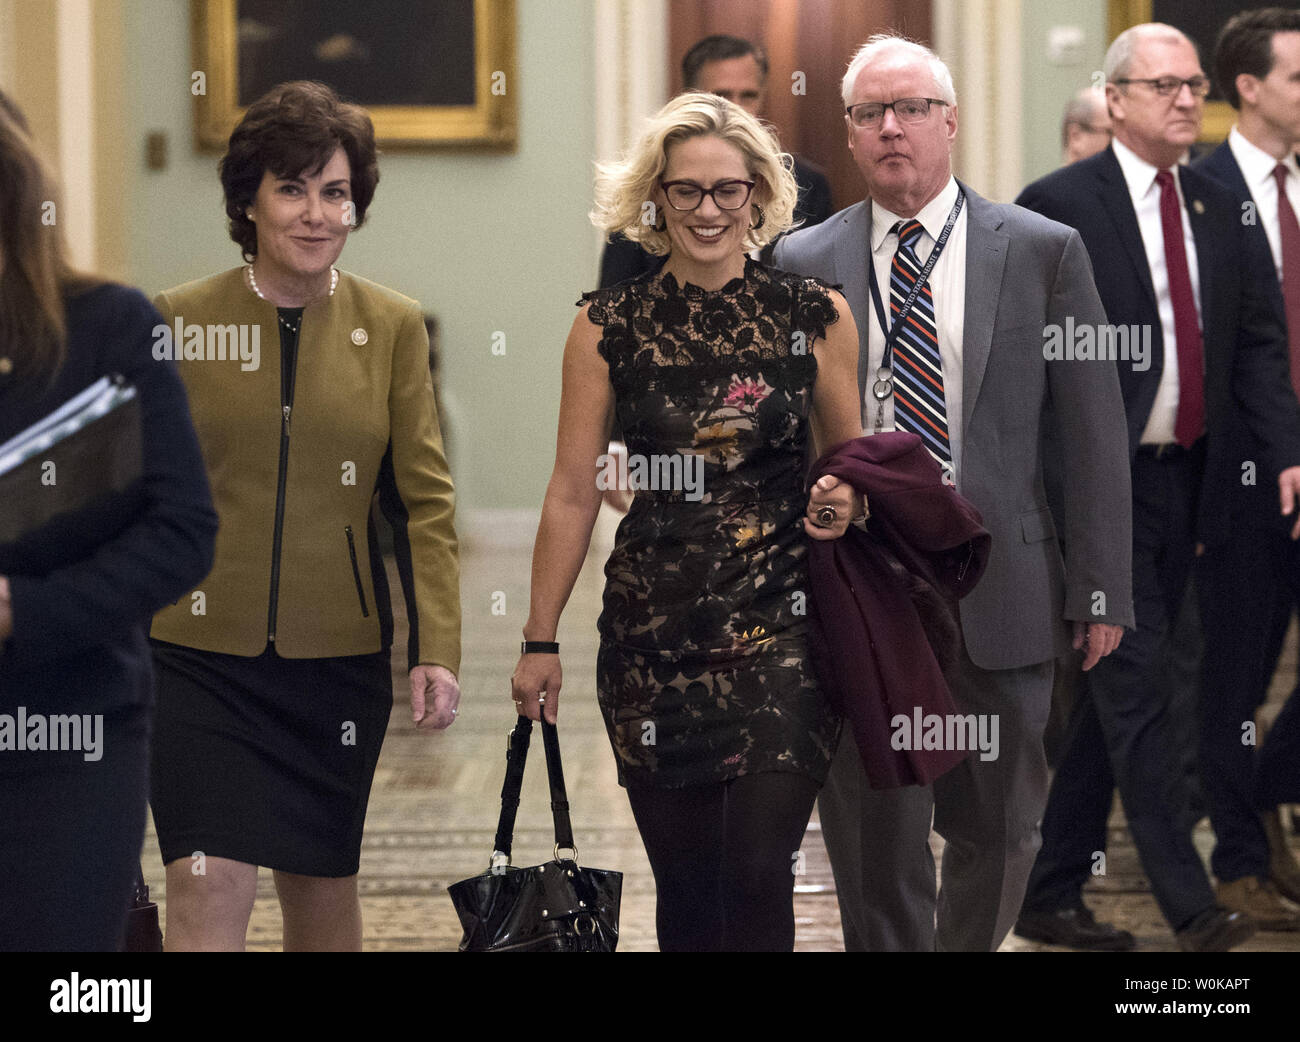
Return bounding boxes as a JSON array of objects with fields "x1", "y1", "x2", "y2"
[
  {"x1": 935, "y1": 0, "x2": 1024, "y2": 203},
  {"x1": 592, "y1": 0, "x2": 667, "y2": 249},
  {"x1": 55, "y1": 0, "x2": 95, "y2": 269}
]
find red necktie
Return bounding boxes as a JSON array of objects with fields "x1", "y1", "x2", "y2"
[
  {"x1": 1273, "y1": 163, "x2": 1300, "y2": 399},
  {"x1": 1155, "y1": 169, "x2": 1204, "y2": 448}
]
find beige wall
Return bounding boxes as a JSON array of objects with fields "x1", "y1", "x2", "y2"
[
  {"x1": 1020, "y1": 0, "x2": 1108, "y2": 186},
  {"x1": 2, "y1": 0, "x2": 59, "y2": 144},
  {"x1": 92, "y1": 0, "x2": 128, "y2": 280}
]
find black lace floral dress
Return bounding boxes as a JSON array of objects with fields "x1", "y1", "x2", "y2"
[{"x1": 580, "y1": 258, "x2": 842, "y2": 789}]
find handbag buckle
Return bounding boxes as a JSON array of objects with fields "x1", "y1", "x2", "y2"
[
  {"x1": 553, "y1": 843, "x2": 579, "y2": 866},
  {"x1": 489, "y1": 849, "x2": 511, "y2": 873}
]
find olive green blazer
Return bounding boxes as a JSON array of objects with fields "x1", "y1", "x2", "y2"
[{"x1": 149, "y1": 267, "x2": 460, "y2": 675}]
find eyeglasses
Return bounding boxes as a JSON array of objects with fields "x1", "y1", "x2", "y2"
[
  {"x1": 1113, "y1": 76, "x2": 1211, "y2": 98},
  {"x1": 659, "y1": 179, "x2": 756, "y2": 211},
  {"x1": 846, "y1": 98, "x2": 948, "y2": 128}
]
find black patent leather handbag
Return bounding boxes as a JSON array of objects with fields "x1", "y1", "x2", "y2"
[{"x1": 448, "y1": 717, "x2": 622, "y2": 952}]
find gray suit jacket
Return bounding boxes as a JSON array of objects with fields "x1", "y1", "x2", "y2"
[{"x1": 774, "y1": 182, "x2": 1134, "y2": 671}]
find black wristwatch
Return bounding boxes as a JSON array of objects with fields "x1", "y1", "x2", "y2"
[{"x1": 521, "y1": 641, "x2": 560, "y2": 654}]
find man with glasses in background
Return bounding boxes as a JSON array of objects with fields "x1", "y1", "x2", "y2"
[
  {"x1": 775, "y1": 34, "x2": 1133, "y2": 952},
  {"x1": 1016, "y1": 22, "x2": 1300, "y2": 951}
]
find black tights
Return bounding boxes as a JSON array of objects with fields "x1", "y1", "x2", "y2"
[{"x1": 625, "y1": 772, "x2": 820, "y2": 952}]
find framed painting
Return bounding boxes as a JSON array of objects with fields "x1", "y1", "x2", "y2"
[
  {"x1": 1109, "y1": 0, "x2": 1279, "y2": 143},
  {"x1": 192, "y1": 0, "x2": 517, "y2": 150}
]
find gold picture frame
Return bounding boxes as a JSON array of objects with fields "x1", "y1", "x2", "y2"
[
  {"x1": 192, "y1": 0, "x2": 517, "y2": 151},
  {"x1": 1108, "y1": 0, "x2": 1233, "y2": 143}
]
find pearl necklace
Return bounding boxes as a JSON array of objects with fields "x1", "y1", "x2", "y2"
[{"x1": 246, "y1": 264, "x2": 338, "y2": 302}]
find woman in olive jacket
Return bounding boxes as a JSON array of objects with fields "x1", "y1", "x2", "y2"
[{"x1": 148, "y1": 82, "x2": 461, "y2": 951}]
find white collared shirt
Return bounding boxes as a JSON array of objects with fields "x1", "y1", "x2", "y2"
[
  {"x1": 1228, "y1": 124, "x2": 1300, "y2": 279},
  {"x1": 866, "y1": 175, "x2": 968, "y2": 482},
  {"x1": 1111, "y1": 137, "x2": 1202, "y2": 445}
]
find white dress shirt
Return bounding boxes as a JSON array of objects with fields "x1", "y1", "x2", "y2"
[
  {"x1": 1227, "y1": 124, "x2": 1300, "y2": 280},
  {"x1": 1111, "y1": 137, "x2": 1202, "y2": 445},
  {"x1": 866, "y1": 175, "x2": 968, "y2": 482}
]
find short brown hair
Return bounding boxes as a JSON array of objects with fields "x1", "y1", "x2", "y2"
[
  {"x1": 1215, "y1": 8, "x2": 1300, "y2": 110},
  {"x1": 681, "y1": 35, "x2": 768, "y2": 88},
  {"x1": 219, "y1": 81, "x2": 379, "y2": 260}
]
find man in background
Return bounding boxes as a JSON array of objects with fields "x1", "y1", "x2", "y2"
[
  {"x1": 1062, "y1": 85, "x2": 1113, "y2": 164},
  {"x1": 1192, "y1": 6, "x2": 1300, "y2": 929},
  {"x1": 598, "y1": 33, "x2": 834, "y2": 287},
  {"x1": 1030, "y1": 76, "x2": 1197, "y2": 951},
  {"x1": 1016, "y1": 22, "x2": 1300, "y2": 951}
]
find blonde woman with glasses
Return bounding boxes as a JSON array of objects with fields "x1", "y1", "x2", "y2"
[{"x1": 510, "y1": 92, "x2": 864, "y2": 951}]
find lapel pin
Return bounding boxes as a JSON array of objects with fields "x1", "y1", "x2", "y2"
[
  {"x1": 351, "y1": 328, "x2": 368, "y2": 345},
  {"x1": 1193, "y1": 199, "x2": 1205, "y2": 215}
]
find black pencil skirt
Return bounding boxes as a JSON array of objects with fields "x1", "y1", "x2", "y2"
[{"x1": 149, "y1": 640, "x2": 393, "y2": 877}]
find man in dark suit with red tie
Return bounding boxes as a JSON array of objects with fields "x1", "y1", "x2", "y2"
[
  {"x1": 1015, "y1": 21, "x2": 1300, "y2": 951},
  {"x1": 1191, "y1": 7, "x2": 1300, "y2": 930}
]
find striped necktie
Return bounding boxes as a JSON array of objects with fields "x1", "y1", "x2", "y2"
[{"x1": 890, "y1": 219, "x2": 951, "y2": 466}]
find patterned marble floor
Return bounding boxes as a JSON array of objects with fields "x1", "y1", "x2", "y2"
[{"x1": 140, "y1": 505, "x2": 1300, "y2": 952}]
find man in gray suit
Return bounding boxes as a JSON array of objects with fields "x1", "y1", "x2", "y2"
[{"x1": 774, "y1": 34, "x2": 1134, "y2": 951}]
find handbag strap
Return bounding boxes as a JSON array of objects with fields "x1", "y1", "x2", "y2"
[
  {"x1": 492, "y1": 716, "x2": 532, "y2": 859},
  {"x1": 490, "y1": 716, "x2": 576, "y2": 863},
  {"x1": 539, "y1": 717, "x2": 576, "y2": 854}
]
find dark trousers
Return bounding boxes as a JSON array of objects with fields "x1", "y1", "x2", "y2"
[
  {"x1": 1166, "y1": 582, "x2": 1205, "y2": 810},
  {"x1": 1255, "y1": 542, "x2": 1300, "y2": 807},
  {"x1": 1258, "y1": 677, "x2": 1300, "y2": 807},
  {"x1": 0, "y1": 701, "x2": 151, "y2": 951},
  {"x1": 1023, "y1": 446, "x2": 1213, "y2": 930},
  {"x1": 1198, "y1": 520, "x2": 1300, "y2": 880},
  {"x1": 1040, "y1": 584, "x2": 1201, "y2": 796}
]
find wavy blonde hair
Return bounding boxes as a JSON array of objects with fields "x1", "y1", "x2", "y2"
[{"x1": 591, "y1": 91, "x2": 799, "y2": 257}]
